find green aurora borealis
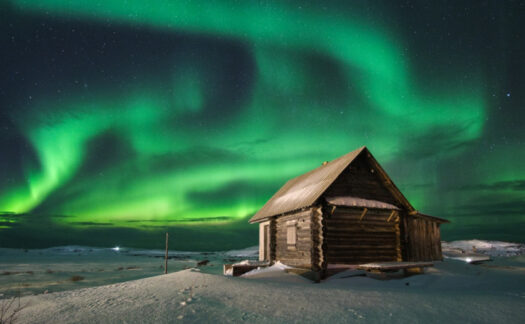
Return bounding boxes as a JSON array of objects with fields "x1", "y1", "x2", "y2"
[{"x1": 1, "y1": 1, "x2": 524, "y2": 249}]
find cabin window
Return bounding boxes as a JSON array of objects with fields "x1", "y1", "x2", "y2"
[{"x1": 286, "y1": 221, "x2": 297, "y2": 249}]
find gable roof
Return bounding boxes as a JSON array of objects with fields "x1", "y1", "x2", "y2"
[{"x1": 249, "y1": 146, "x2": 415, "y2": 223}]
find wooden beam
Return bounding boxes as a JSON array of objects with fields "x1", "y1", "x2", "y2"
[
  {"x1": 359, "y1": 208, "x2": 368, "y2": 222},
  {"x1": 164, "y1": 232, "x2": 169, "y2": 274},
  {"x1": 387, "y1": 210, "x2": 397, "y2": 222}
]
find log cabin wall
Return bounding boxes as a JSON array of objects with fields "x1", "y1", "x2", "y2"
[
  {"x1": 324, "y1": 206, "x2": 401, "y2": 264},
  {"x1": 403, "y1": 216, "x2": 443, "y2": 261},
  {"x1": 311, "y1": 206, "x2": 325, "y2": 272},
  {"x1": 275, "y1": 209, "x2": 313, "y2": 268},
  {"x1": 269, "y1": 218, "x2": 277, "y2": 262}
]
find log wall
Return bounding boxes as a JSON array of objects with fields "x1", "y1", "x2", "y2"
[
  {"x1": 275, "y1": 209, "x2": 313, "y2": 268},
  {"x1": 311, "y1": 206, "x2": 325, "y2": 272},
  {"x1": 325, "y1": 207, "x2": 400, "y2": 264},
  {"x1": 403, "y1": 216, "x2": 443, "y2": 261}
]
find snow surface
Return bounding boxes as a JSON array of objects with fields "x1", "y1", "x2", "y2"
[
  {"x1": 442, "y1": 240, "x2": 525, "y2": 257},
  {"x1": 223, "y1": 246, "x2": 259, "y2": 258},
  {"x1": 0, "y1": 245, "x2": 257, "y2": 298},
  {"x1": 241, "y1": 261, "x2": 291, "y2": 276},
  {"x1": 1, "y1": 241, "x2": 524, "y2": 323}
]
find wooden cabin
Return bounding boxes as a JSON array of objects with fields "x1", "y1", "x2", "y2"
[{"x1": 249, "y1": 146, "x2": 448, "y2": 276}]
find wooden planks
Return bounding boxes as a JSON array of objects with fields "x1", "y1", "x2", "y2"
[
  {"x1": 311, "y1": 206, "x2": 324, "y2": 272},
  {"x1": 403, "y1": 215, "x2": 443, "y2": 261},
  {"x1": 325, "y1": 207, "x2": 399, "y2": 264},
  {"x1": 324, "y1": 154, "x2": 401, "y2": 207},
  {"x1": 395, "y1": 218, "x2": 402, "y2": 261},
  {"x1": 359, "y1": 208, "x2": 368, "y2": 221},
  {"x1": 357, "y1": 261, "x2": 433, "y2": 271},
  {"x1": 275, "y1": 210, "x2": 313, "y2": 268}
]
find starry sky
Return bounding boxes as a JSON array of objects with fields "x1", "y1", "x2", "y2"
[{"x1": 1, "y1": 1, "x2": 524, "y2": 249}]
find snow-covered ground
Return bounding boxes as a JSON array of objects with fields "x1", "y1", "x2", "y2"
[
  {"x1": 0, "y1": 245, "x2": 258, "y2": 298},
  {"x1": 442, "y1": 239, "x2": 525, "y2": 257},
  {"x1": 1, "y1": 241, "x2": 524, "y2": 323}
]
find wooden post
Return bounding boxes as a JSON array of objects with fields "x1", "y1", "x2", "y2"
[
  {"x1": 164, "y1": 232, "x2": 169, "y2": 274},
  {"x1": 359, "y1": 208, "x2": 368, "y2": 222},
  {"x1": 387, "y1": 210, "x2": 396, "y2": 222}
]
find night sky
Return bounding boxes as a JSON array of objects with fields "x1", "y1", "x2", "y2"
[{"x1": 1, "y1": 1, "x2": 524, "y2": 249}]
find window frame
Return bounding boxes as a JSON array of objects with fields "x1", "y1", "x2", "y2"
[{"x1": 286, "y1": 220, "x2": 297, "y2": 250}]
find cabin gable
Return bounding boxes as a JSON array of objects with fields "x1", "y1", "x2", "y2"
[{"x1": 323, "y1": 153, "x2": 413, "y2": 210}]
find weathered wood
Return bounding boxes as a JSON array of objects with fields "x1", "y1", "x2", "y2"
[
  {"x1": 401, "y1": 215, "x2": 444, "y2": 262},
  {"x1": 324, "y1": 206, "x2": 400, "y2": 265},
  {"x1": 395, "y1": 219, "x2": 402, "y2": 261},
  {"x1": 357, "y1": 261, "x2": 433, "y2": 271},
  {"x1": 269, "y1": 218, "x2": 276, "y2": 262},
  {"x1": 311, "y1": 206, "x2": 324, "y2": 272},
  {"x1": 323, "y1": 153, "x2": 401, "y2": 207},
  {"x1": 327, "y1": 244, "x2": 397, "y2": 249},
  {"x1": 328, "y1": 256, "x2": 397, "y2": 263},
  {"x1": 327, "y1": 251, "x2": 397, "y2": 257},
  {"x1": 326, "y1": 227, "x2": 396, "y2": 233},
  {"x1": 359, "y1": 208, "x2": 368, "y2": 221},
  {"x1": 326, "y1": 219, "x2": 397, "y2": 226},
  {"x1": 275, "y1": 210, "x2": 313, "y2": 267},
  {"x1": 223, "y1": 264, "x2": 262, "y2": 277},
  {"x1": 333, "y1": 209, "x2": 393, "y2": 218},
  {"x1": 387, "y1": 210, "x2": 396, "y2": 222},
  {"x1": 326, "y1": 235, "x2": 397, "y2": 241}
]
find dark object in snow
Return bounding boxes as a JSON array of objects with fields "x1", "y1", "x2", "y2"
[
  {"x1": 70, "y1": 275, "x2": 84, "y2": 282},
  {"x1": 357, "y1": 261, "x2": 432, "y2": 279},
  {"x1": 249, "y1": 146, "x2": 449, "y2": 279},
  {"x1": 357, "y1": 261, "x2": 433, "y2": 272},
  {"x1": 197, "y1": 260, "x2": 210, "y2": 267},
  {"x1": 224, "y1": 261, "x2": 270, "y2": 277}
]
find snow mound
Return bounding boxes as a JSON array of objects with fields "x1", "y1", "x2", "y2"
[
  {"x1": 242, "y1": 261, "x2": 291, "y2": 276},
  {"x1": 443, "y1": 240, "x2": 525, "y2": 257}
]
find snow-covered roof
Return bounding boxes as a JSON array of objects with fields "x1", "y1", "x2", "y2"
[
  {"x1": 249, "y1": 147, "x2": 366, "y2": 223},
  {"x1": 325, "y1": 196, "x2": 400, "y2": 210},
  {"x1": 249, "y1": 146, "x2": 415, "y2": 223}
]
